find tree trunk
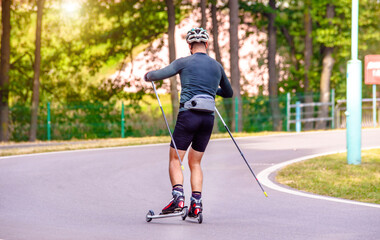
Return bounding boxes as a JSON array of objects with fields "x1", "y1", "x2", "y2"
[
  {"x1": 316, "y1": 4, "x2": 335, "y2": 129},
  {"x1": 165, "y1": 0, "x2": 179, "y2": 123},
  {"x1": 211, "y1": 2, "x2": 221, "y2": 65},
  {"x1": 303, "y1": 0, "x2": 314, "y2": 130},
  {"x1": 268, "y1": 0, "x2": 282, "y2": 131},
  {"x1": 229, "y1": 0, "x2": 242, "y2": 132},
  {"x1": 280, "y1": 26, "x2": 299, "y2": 76},
  {"x1": 212, "y1": 1, "x2": 231, "y2": 128},
  {"x1": 200, "y1": 0, "x2": 209, "y2": 54},
  {"x1": 29, "y1": 0, "x2": 45, "y2": 141},
  {"x1": 0, "y1": 0, "x2": 11, "y2": 142},
  {"x1": 200, "y1": 0, "x2": 207, "y2": 29},
  {"x1": 316, "y1": 47, "x2": 334, "y2": 129}
]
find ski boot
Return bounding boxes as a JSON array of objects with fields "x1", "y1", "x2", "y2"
[
  {"x1": 161, "y1": 190, "x2": 185, "y2": 214},
  {"x1": 188, "y1": 197, "x2": 203, "y2": 223}
]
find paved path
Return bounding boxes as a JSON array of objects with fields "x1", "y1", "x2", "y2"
[{"x1": 1, "y1": 129, "x2": 379, "y2": 240}]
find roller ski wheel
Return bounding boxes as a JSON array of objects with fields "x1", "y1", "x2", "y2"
[
  {"x1": 145, "y1": 207, "x2": 188, "y2": 223},
  {"x1": 197, "y1": 212, "x2": 203, "y2": 224},
  {"x1": 188, "y1": 198, "x2": 203, "y2": 224},
  {"x1": 146, "y1": 210, "x2": 154, "y2": 222},
  {"x1": 188, "y1": 211, "x2": 203, "y2": 224},
  {"x1": 182, "y1": 206, "x2": 188, "y2": 221}
]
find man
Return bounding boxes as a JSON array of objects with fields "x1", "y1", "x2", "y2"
[{"x1": 144, "y1": 27, "x2": 233, "y2": 218}]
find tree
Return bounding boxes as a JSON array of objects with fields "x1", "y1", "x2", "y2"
[
  {"x1": 229, "y1": 0, "x2": 242, "y2": 132},
  {"x1": 200, "y1": 0, "x2": 207, "y2": 29},
  {"x1": 0, "y1": 0, "x2": 11, "y2": 142},
  {"x1": 29, "y1": 0, "x2": 45, "y2": 141},
  {"x1": 165, "y1": 0, "x2": 179, "y2": 122},
  {"x1": 316, "y1": 3, "x2": 335, "y2": 129},
  {"x1": 9, "y1": 0, "x2": 172, "y2": 104},
  {"x1": 212, "y1": 0, "x2": 232, "y2": 127},
  {"x1": 200, "y1": 0, "x2": 209, "y2": 54},
  {"x1": 211, "y1": 1, "x2": 222, "y2": 65},
  {"x1": 268, "y1": 0, "x2": 282, "y2": 131},
  {"x1": 303, "y1": 0, "x2": 314, "y2": 130}
]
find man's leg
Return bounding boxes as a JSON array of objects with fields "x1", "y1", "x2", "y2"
[
  {"x1": 188, "y1": 147, "x2": 204, "y2": 217},
  {"x1": 188, "y1": 147, "x2": 204, "y2": 191},
  {"x1": 169, "y1": 146, "x2": 187, "y2": 186},
  {"x1": 161, "y1": 147, "x2": 187, "y2": 214}
]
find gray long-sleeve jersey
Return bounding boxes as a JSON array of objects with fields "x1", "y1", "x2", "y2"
[{"x1": 146, "y1": 52, "x2": 233, "y2": 108}]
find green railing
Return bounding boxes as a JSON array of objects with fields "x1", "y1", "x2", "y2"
[
  {"x1": 286, "y1": 90, "x2": 335, "y2": 132},
  {"x1": 9, "y1": 93, "x2": 325, "y2": 142}
]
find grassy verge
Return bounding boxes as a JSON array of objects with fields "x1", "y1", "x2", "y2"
[
  {"x1": 276, "y1": 149, "x2": 380, "y2": 204},
  {"x1": 0, "y1": 131, "x2": 282, "y2": 157}
]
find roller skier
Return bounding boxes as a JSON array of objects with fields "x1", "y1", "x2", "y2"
[{"x1": 144, "y1": 27, "x2": 233, "y2": 222}]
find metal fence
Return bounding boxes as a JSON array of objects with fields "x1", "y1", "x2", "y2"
[
  {"x1": 8, "y1": 92, "x2": 378, "y2": 142},
  {"x1": 10, "y1": 102, "x2": 124, "y2": 141},
  {"x1": 335, "y1": 98, "x2": 380, "y2": 128},
  {"x1": 286, "y1": 90, "x2": 335, "y2": 132},
  {"x1": 9, "y1": 96, "x2": 289, "y2": 141}
]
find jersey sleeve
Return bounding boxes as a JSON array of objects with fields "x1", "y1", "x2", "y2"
[
  {"x1": 146, "y1": 58, "x2": 185, "y2": 81},
  {"x1": 216, "y1": 66, "x2": 233, "y2": 98}
]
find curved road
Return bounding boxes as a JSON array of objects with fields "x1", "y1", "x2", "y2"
[{"x1": 1, "y1": 129, "x2": 379, "y2": 240}]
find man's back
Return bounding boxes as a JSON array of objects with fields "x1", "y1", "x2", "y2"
[
  {"x1": 147, "y1": 52, "x2": 232, "y2": 104},
  {"x1": 176, "y1": 52, "x2": 224, "y2": 103}
]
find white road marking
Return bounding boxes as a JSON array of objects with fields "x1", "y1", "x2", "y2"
[
  {"x1": 250, "y1": 163, "x2": 276, "y2": 166},
  {"x1": 257, "y1": 146, "x2": 380, "y2": 209}
]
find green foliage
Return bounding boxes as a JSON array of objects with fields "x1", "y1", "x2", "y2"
[
  {"x1": 5, "y1": 0, "x2": 192, "y2": 141},
  {"x1": 5, "y1": 0, "x2": 380, "y2": 141},
  {"x1": 8, "y1": 0, "x2": 176, "y2": 107},
  {"x1": 240, "y1": 0, "x2": 380, "y2": 99},
  {"x1": 80, "y1": 0, "x2": 168, "y2": 65}
]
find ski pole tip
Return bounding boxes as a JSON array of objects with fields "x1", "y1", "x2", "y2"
[{"x1": 264, "y1": 192, "x2": 268, "y2": 197}]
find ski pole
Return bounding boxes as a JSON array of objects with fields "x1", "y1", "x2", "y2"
[
  {"x1": 214, "y1": 106, "x2": 268, "y2": 197},
  {"x1": 151, "y1": 82, "x2": 184, "y2": 171}
]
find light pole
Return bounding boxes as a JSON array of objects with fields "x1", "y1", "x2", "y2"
[{"x1": 346, "y1": 0, "x2": 362, "y2": 165}]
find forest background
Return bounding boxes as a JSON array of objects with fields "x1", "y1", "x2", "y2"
[{"x1": 0, "y1": 0, "x2": 379, "y2": 142}]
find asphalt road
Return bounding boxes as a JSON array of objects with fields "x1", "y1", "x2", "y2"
[{"x1": 1, "y1": 129, "x2": 379, "y2": 240}]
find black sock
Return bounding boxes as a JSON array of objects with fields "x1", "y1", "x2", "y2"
[
  {"x1": 172, "y1": 184, "x2": 184, "y2": 194},
  {"x1": 192, "y1": 191, "x2": 202, "y2": 200}
]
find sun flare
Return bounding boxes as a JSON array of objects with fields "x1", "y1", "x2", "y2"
[{"x1": 62, "y1": 1, "x2": 81, "y2": 13}]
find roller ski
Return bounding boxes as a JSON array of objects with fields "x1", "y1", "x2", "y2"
[
  {"x1": 187, "y1": 197, "x2": 203, "y2": 224},
  {"x1": 146, "y1": 189, "x2": 188, "y2": 222}
]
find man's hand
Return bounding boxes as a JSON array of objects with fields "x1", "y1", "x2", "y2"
[{"x1": 144, "y1": 72, "x2": 150, "y2": 82}]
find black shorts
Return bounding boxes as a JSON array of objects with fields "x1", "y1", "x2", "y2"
[{"x1": 170, "y1": 110, "x2": 215, "y2": 152}]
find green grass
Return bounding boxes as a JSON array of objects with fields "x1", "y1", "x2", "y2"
[{"x1": 276, "y1": 149, "x2": 380, "y2": 204}]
